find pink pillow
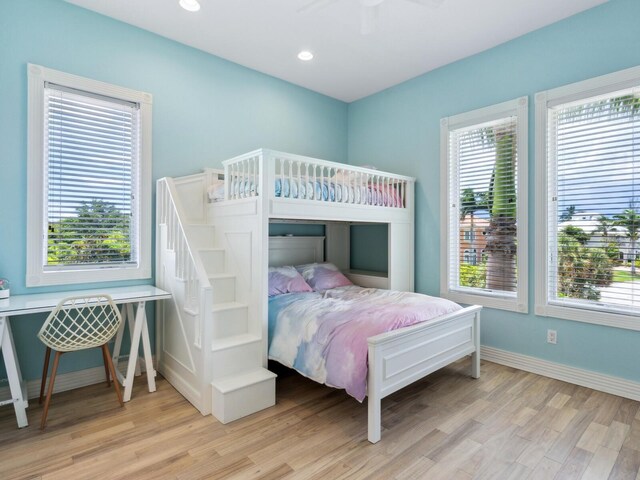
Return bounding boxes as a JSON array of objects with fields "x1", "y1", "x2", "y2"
[
  {"x1": 295, "y1": 263, "x2": 353, "y2": 291},
  {"x1": 268, "y1": 266, "x2": 313, "y2": 296}
]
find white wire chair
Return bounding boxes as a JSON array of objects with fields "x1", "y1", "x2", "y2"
[{"x1": 37, "y1": 294, "x2": 124, "y2": 429}]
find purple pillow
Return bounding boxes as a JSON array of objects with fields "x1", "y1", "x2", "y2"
[
  {"x1": 268, "y1": 266, "x2": 313, "y2": 296},
  {"x1": 295, "y1": 263, "x2": 353, "y2": 291}
]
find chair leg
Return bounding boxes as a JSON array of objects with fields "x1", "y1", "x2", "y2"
[
  {"x1": 39, "y1": 346, "x2": 52, "y2": 404},
  {"x1": 102, "y1": 344, "x2": 123, "y2": 407},
  {"x1": 41, "y1": 351, "x2": 62, "y2": 430},
  {"x1": 101, "y1": 344, "x2": 111, "y2": 387}
]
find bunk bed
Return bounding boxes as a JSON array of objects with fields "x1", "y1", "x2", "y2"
[{"x1": 155, "y1": 149, "x2": 481, "y2": 443}]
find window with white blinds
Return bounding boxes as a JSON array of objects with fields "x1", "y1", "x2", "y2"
[
  {"x1": 536, "y1": 67, "x2": 640, "y2": 329},
  {"x1": 45, "y1": 84, "x2": 138, "y2": 269},
  {"x1": 27, "y1": 64, "x2": 152, "y2": 287},
  {"x1": 441, "y1": 97, "x2": 528, "y2": 313}
]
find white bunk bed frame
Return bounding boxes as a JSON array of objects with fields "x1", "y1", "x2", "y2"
[{"x1": 155, "y1": 148, "x2": 481, "y2": 443}]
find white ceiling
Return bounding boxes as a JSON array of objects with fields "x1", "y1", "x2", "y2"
[{"x1": 66, "y1": 0, "x2": 607, "y2": 102}]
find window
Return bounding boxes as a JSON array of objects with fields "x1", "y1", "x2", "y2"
[
  {"x1": 441, "y1": 97, "x2": 528, "y2": 312},
  {"x1": 27, "y1": 64, "x2": 152, "y2": 286},
  {"x1": 536, "y1": 66, "x2": 640, "y2": 330}
]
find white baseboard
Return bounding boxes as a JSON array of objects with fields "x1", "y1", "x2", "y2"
[
  {"x1": 0, "y1": 355, "x2": 153, "y2": 402},
  {"x1": 5, "y1": 348, "x2": 638, "y2": 408},
  {"x1": 481, "y1": 346, "x2": 640, "y2": 402}
]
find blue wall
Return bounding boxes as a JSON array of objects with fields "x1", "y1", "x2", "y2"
[
  {"x1": 269, "y1": 223, "x2": 325, "y2": 237},
  {"x1": 0, "y1": 0, "x2": 347, "y2": 381},
  {"x1": 351, "y1": 224, "x2": 388, "y2": 273},
  {"x1": 347, "y1": 0, "x2": 640, "y2": 382},
  {"x1": 3, "y1": 0, "x2": 639, "y2": 388}
]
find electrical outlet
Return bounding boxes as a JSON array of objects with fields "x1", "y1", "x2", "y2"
[{"x1": 547, "y1": 329, "x2": 557, "y2": 344}]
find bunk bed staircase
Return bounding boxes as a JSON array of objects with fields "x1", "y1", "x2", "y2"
[{"x1": 156, "y1": 174, "x2": 276, "y2": 424}]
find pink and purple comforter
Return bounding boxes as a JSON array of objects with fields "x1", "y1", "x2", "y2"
[{"x1": 268, "y1": 285, "x2": 461, "y2": 401}]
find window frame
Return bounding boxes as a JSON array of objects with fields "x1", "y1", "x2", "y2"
[
  {"x1": 535, "y1": 66, "x2": 640, "y2": 331},
  {"x1": 440, "y1": 97, "x2": 529, "y2": 313},
  {"x1": 26, "y1": 64, "x2": 153, "y2": 287}
]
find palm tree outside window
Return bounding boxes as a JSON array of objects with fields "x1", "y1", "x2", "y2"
[
  {"x1": 536, "y1": 67, "x2": 640, "y2": 328},
  {"x1": 440, "y1": 97, "x2": 528, "y2": 313}
]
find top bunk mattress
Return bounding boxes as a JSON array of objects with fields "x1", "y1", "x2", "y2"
[{"x1": 268, "y1": 285, "x2": 461, "y2": 401}]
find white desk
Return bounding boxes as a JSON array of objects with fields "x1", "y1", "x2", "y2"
[{"x1": 0, "y1": 285, "x2": 171, "y2": 428}]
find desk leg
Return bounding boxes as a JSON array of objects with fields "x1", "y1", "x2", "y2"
[
  {"x1": 112, "y1": 304, "x2": 141, "y2": 384},
  {"x1": 126, "y1": 303, "x2": 142, "y2": 377},
  {"x1": 140, "y1": 309, "x2": 156, "y2": 393},
  {"x1": 0, "y1": 317, "x2": 29, "y2": 428},
  {"x1": 111, "y1": 304, "x2": 127, "y2": 376},
  {"x1": 123, "y1": 301, "x2": 156, "y2": 402}
]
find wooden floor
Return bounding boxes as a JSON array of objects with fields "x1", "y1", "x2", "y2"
[{"x1": 1, "y1": 359, "x2": 640, "y2": 479}]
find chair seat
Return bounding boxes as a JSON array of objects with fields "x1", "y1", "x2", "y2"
[{"x1": 40, "y1": 335, "x2": 115, "y2": 352}]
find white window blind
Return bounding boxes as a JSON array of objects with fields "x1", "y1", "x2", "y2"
[
  {"x1": 44, "y1": 83, "x2": 140, "y2": 270},
  {"x1": 441, "y1": 97, "x2": 527, "y2": 313},
  {"x1": 449, "y1": 117, "x2": 519, "y2": 294},
  {"x1": 546, "y1": 87, "x2": 640, "y2": 317}
]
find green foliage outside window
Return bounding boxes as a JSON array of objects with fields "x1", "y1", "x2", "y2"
[
  {"x1": 561, "y1": 226, "x2": 590, "y2": 245},
  {"x1": 460, "y1": 262, "x2": 487, "y2": 289},
  {"x1": 557, "y1": 232, "x2": 614, "y2": 301},
  {"x1": 47, "y1": 199, "x2": 131, "y2": 266}
]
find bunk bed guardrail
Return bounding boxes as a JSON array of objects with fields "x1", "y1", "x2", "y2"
[
  {"x1": 221, "y1": 150, "x2": 410, "y2": 208},
  {"x1": 157, "y1": 177, "x2": 211, "y2": 348}
]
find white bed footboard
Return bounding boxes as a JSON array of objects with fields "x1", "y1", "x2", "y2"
[{"x1": 367, "y1": 305, "x2": 481, "y2": 443}]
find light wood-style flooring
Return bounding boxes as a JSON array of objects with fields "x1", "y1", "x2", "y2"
[{"x1": 1, "y1": 359, "x2": 639, "y2": 479}]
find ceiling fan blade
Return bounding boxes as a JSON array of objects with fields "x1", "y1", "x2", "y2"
[
  {"x1": 297, "y1": 0, "x2": 342, "y2": 14},
  {"x1": 360, "y1": 3, "x2": 380, "y2": 35}
]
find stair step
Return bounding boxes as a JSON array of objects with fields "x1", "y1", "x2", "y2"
[
  {"x1": 200, "y1": 248, "x2": 226, "y2": 274},
  {"x1": 185, "y1": 223, "x2": 215, "y2": 249},
  {"x1": 212, "y1": 304, "x2": 249, "y2": 339},
  {"x1": 209, "y1": 275, "x2": 236, "y2": 304},
  {"x1": 208, "y1": 273, "x2": 235, "y2": 280},
  {"x1": 211, "y1": 334, "x2": 261, "y2": 352},
  {"x1": 211, "y1": 339, "x2": 263, "y2": 378},
  {"x1": 212, "y1": 368, "x2": 277, "y2": 395},
  {"x1": 212, "y1": 303, "x2": 248, "y2": 338},
  {"x1": 211, "y1": 368, "x2": 277, "y2": 424},
  {"x1": 211, "y1": 301, "x2": 245, "y2": 312}
]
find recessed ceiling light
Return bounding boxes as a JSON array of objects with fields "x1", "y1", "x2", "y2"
[
  {"x1": 297, "y1": 51, "x2": 314, "y2": 61},
  {"x1": 179, "y1": 0, "x2": 201, "y2": 12}
]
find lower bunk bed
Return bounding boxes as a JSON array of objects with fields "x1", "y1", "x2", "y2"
[{"x1": 267, "y1": 260, "x2": 482, "y2": 444}]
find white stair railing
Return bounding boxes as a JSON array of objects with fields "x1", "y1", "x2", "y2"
[{"x1": 157, "y1": 177, "x2": 212, "y2": 348}]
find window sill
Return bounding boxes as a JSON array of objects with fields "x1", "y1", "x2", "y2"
[
  {"x1": 26, "y1": 266, "x2": 151, "y2": 288},
  {"x1": 535, "y1": 303, "x2": 640, "y2": 332},
  {"x1": 442, "y1": 289, "x2": 527, "y2": 313}
]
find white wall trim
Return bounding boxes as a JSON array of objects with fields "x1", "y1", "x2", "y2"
[
  {"x1": 440, "y1": 96, "x2": 528, "y2": 313},
  {"x1": 481, "y1": 346, "x2": 640, "y2": 402},
  {"x1": 0, "y1": 355, "x2": 153, "y2": 402},
  {"x1": 534, "y1": 65, "x2": 640, "y2": 330},
  {"x1": 26, "y1": 63, "x2": 153, "y2": 287}
]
